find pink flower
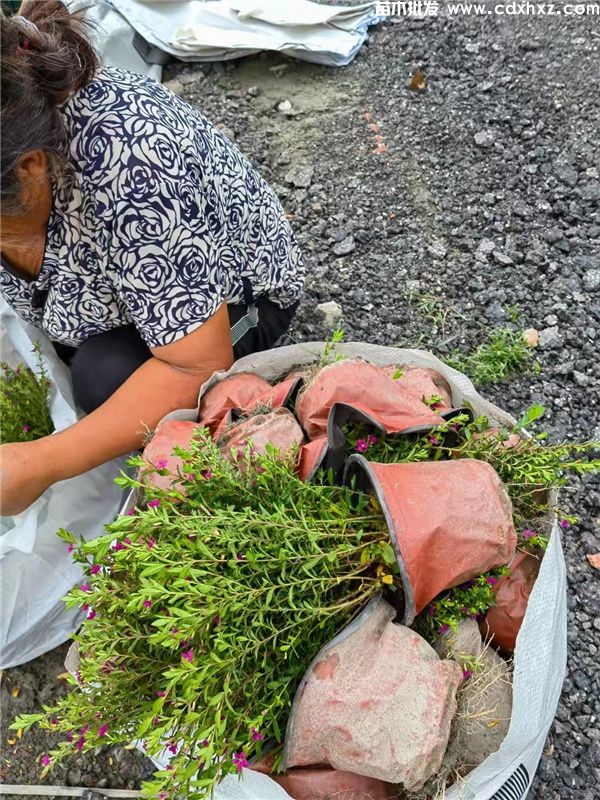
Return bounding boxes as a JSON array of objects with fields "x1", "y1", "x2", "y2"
[
  {"x1": 232, "y1": 751, "x2": 249, "y2": 772},
  {"x1": 251, "y1": 726, "x2": 264, "y2": 742},
  {"x1": 237, "y1": 552, "x2": 246, "y2": 561},
  {"x1": 368, "y1": 435, "x2": 378, "y2": 446},
  {"x1": 171, "y1": 627, "x2": 179, "y2": 635},
  {"x1": 182, "y1": 649, "x2": 194, "y2": 663},
  {"x1": 143, "y1": 599, "x2": 152, "y2": 608},
  {"x1": 50, "y1": 716, "x2": 58, "y2": 726},
  {"x1": 76, "y1": 735, "x2": 85, "y2": 751},
  {"x1": 462, "y1": 669, "x2": 473, "y2": 680},
  {"x1": 22, "y1": 424, "x2": 31, "y2": 433},
  {"x1": 202, "y1": 469, "x2": 213, "y2": 480},
  {"x1": 168, "y1": 742, "x2": 178, "y2": 755},
  {"x1": 560, "y1": 519, "x2": 569, "y2": 529},
  {"x1": 148, "y1": 499, "x2": 161, "y2": 509},
  {"x1": 429, "y1": 435, "x2": 441, "y2": 446},
  {"x1": 65, "y1": 731, "x2": 74, "y2": 743},
  {"x1": 428, "y1": 605, "x2": 436, "y2": 616},
  {"x1": 438, "y1": 624, "x2": 450, "y2": 635},
  {"x1": 40, "y1": 753, "x2": 51, "y2": 767},
  {"x1": 187, "y1": 473, "x2": 195, "y2": 482},
  {"x1": 486, "y1": 577, "x2": 497, "y2": 586},
  {"x1": 156, "y1": 459, "x2": 168, "y2": 470},
  {"x1": 522, "y1": 529, "x2": 535, "y2": 540},
  {"x1": 82, "y1": 604, "x2": 89, "y2": 612},
  {"x1": 67, "y1": 544, "x2": 74, "y2": 554},
  {"x1": 112, "y1": 541, "x2": 127, "y2": 551},
  {"x1": 126, "y1": 508, "x2": 136, "y2": 516},
  {"x1": 80, "y1": 725, "x2": 90, "y2": 734},
  {"x1": 86, "y1": 609, "x2": 96, "y2": 621},
  {"x1": 156, "y1": 690, "x2": 166, "y2": 697},
  {"x1": 147, "y1": 537, "x2": 156, "y2": 549},
  {"x1": 355, "y1": 439, "x2": 368, "y2": 453},
  {"x1": 98, "y1": 724, "x2": 109, "y2": 738},
  {"x1": 213, "y1": 614, "x2": 221, "y2": 627},
  {"x1": 90, "y1": 564, "x2": 101, "y2": 575}
]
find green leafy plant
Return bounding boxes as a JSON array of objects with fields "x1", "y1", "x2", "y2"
[
  {"x1": 13, "y1": 432, "x2": 400, "y2": 799},
  {"x1": 446, "y1": 327, "x2": 540, "y2": 387},
  {"x1": 0, "y1": 345, "x2": 54, "y2": 444}
]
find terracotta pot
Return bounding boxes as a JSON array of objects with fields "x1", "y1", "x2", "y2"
[
  {"x1": 199, "y1": 373, "x2": 273, "y2": 434},
  {"x1": 382, "y1": 365, "x2": 453, "y2": 410},
  {"x1": 295, "y1": 359, "x2": 444, "y2": 441},
  {"x1": 141, "y1": 420, "x2": 202, "y2": 492},
  {"x1": 480, "y1": 552, "x2": 541, "y2": 654},
  {"x1": 218, "y1": 408, "x2": 304, "y2": 462},
  {"x1": 343, "y1": 457, "x2": 517, "y2": 624}
]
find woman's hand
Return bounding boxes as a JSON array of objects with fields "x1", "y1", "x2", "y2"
[
  {"x1": 0, "y1": 438, "x2": 57, "y2": 515},
  {"x1": 0, "y1": 304, "x2": 234, "y2": 517}
]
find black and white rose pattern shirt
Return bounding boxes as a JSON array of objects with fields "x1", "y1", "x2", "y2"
[{"x1": 0, "y1": 68, "x2": 305, "y2": 347}]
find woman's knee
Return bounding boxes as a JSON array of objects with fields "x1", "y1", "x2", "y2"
[{"x1": 70, "y1": 326, "x2": 151, "y2": 413}]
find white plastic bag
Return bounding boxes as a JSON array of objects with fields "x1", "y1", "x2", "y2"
[
  {"x1": 170, "y1": 342, "x2": 566, "y2": 800},
  {"x1": 0, "y1": 298, "x2": 130, "y2": 669}
]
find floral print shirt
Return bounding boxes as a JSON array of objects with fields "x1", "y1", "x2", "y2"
[{"x1": 0, "y1": 68, "x2": 304, "y2": 347}]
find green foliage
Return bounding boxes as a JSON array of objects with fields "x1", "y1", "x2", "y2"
[
  {"x1": 318, "y1": 327, "x2": 345, "y2": 367},
  {"x1": 0, "y1": 345, "x2": 54, "y2": 444},
  {"x1": 15, "y1": 433, "x2": 397, "y2": 799},
  {"x1": 446, "y1": 327, "x2": 540, "y2": 387}
]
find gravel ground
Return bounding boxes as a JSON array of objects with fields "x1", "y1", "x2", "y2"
[{"x1": 2, "y1": 4, "x2": 599, "y2": 798}]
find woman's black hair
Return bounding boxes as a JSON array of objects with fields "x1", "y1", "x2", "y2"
[{"x1": 0, "y1": 0, "x2": 99, "y2": 215}]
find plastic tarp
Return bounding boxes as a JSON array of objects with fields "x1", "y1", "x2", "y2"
[
  {"x1": 135, "y1": 342, "x2": 565, "y2": 800},
  {"x1": 0, "y1": 298, "x2": 130, "y2": 669},
  {"x1": 84, "y1": 0, "x2": 382, "y2": 67}
]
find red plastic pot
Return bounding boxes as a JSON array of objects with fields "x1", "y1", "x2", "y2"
[
  {"x1": 218, "y1": 408, "x2": 304, "y2": 462},
  {"x1": 480, "y1": 552, "x2": 541, "y2": 654},
  {"x1": 295, "y1": 359, "x2": 444, "y2": 441},
  {"x1": 199, "y1": 373, "x2": 273, "y2": 434},
  {"x1": 141, "y1": 420, "x2": 202, "y2": 492},
  {"x1": 383, "y1": 365, "x2": 453, "y2": 410},
  {"x1": 343, "y1": 457, "x2": 517, "y2": 624},
  {"x1": 251, "y1": 762, "x2": 395, "y2": 800},
  {"x1": 297, "y1": 437, "x2": 329, "y2": 483}
]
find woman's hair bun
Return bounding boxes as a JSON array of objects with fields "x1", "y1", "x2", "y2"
[{"x1": 11, "y1": 0, "x2": 99, "y2": 105}]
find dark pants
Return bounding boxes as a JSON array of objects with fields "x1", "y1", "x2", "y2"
[{"x1": 55, "y1": 299, "x2": 298, "y2": 414}]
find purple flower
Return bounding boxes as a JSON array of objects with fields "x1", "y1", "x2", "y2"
[
  {"x1": 232, "y1": 751, "x2": 249, "y2": 772},
  {"x1": 112, "y1": 541, "x2": 127, "y2": 551},
  {"x1": 80, "y1": 725, "x2": 90, "y2": 734},
  {"x1": 428, "y1": 435, "x2": 441, "y2": 446},
  {"x1": 76, "y1": 735, "x2": 85, "y2": 751},
  {"x1": 368, "y1": 435, "x2": 378, "y2": 446},
  {"x1": 438, "y1": 624, "x2": 450, "y2": 635},
  {"x1": 90, "y1": 564, "x2": 101, "y2": 575},
  {"x1": 79, "y1": 584, "x2": 91, "y2": 593},
  {"x1": 522, "y1": 529, "x2": 535, "y2": 540},
  {"x1": 98, "y1": 724, "x2": 108, "y2": 738},
  {"x1": 143, "y1": 599, "x2": 152, "y2": 608},
  {"x1": 460, "y1": 579, "x2": 475, "y2": 590},
  {"x1": 428, "y1": 605, "x2": 436, "y2": 616},
  {"x1": 22, "y1": 424, "x2": 31, "y2": 433},
  {"x1": 470, "y1": 613, "x2": 479, "y2": 621},
  {"x1": 560, "y1": 519, "x2": 569, "y2": 530},
  {"x1": 86, "y1": 609, "x2": 96, "y2": 621},
  {"x1": 65, "y1": 731, "x2": 73, "y2": 743},
  {"x1": 451, "y1": 423, "x2": 461, "y2": 432},
  {"x1": 187, "y1": 473, "x2": 195, "y2": 482},
  {"x1": 237, "y1": 552, "x2": 246, "y2": 561},
  {"x1": 251, "y1": 726, "x2": 264, "y2": 742},
  {"x1": 67, "y1": 544, "x2": 74, "y2": 554},
  {"x1": 82, "y1": 604, "x2": 89, "y2": 612},
  {"x1": 485, "y1": 577, "x2": 498, "y2": 586},
  {"x1": 168, "y1": 742, "x2": 178, "y2": 755},
  {"x1": 147, "y1": 537, "x2": 156, "y2": 549},
  {"x1": 148, "y1": 499, "x2": 161, "y2": 509},
  {"x1": 156, "y1": 459, "x2": 168, "y2": 470},
  {"x1": 156, "y1": 690, "x2": 166, "y2": 697},
  {"x1": 202, "y1": 469, "x2": 213, "y2": 481},
  {"x1": 126, "y1": 508, "x2": 136, "y2": 516},
  {"x1": 462, "y1": 669, "x2": 473, "y2": 680},
  {"x1": 213, "y1": 614, "x2": 221, "y2": 627},
  {"x1": 40, "y1": 753, "x2": 51, "y2": 767},
  {"x1": 50, "y1": 716, "x2": 58, "y2": 726},
  {"x1": 182, "y1": 649, "x2": 194, "y2": 663},
  {"x1": 355, "y1": 439, "x2": 368, "y2": 453}
]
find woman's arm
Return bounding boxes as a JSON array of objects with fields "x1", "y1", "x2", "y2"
[{"x1": 0, "y1": 304, "x2": 234, "y2": 515}]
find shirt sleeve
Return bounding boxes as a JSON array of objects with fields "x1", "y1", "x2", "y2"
[{"x1": 102, "y1": 133, "x2": 225, "y2": 349}]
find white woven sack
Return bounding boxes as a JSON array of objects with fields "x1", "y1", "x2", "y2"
[
  {"x1": 124, "y1": 341, "x2": 567, "y2": 800},
  {"x1": 0, "y1": 297, "x2": 130, "y2": 669}
]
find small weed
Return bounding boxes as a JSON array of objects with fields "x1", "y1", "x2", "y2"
[{"x1": 446, "y1": 327, "x2": 540, "y2": 387}]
